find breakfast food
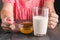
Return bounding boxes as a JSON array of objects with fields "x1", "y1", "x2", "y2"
[{"x1": 19, "y1": 21, "x2": 33, "y2": 34}]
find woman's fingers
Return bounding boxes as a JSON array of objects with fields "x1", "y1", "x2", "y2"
[
  {"x1": 48, "y1": 13, "x2": 59, "y2": 29},
  {"x1": 50, "y1": 13, "x2": 59, "y2": 19},
  {"x1": 49, "y1": 16, "x2": 58, "y2": 23},
  {"x1": 9, "y1": 23, "x2": 19, "y2": 32},
  {"x1": 9, "y1": 24, "x2": 16, "y2": 31},
  {"x1": 48, "y1": 21, "x2": 57, "y2": 29}
]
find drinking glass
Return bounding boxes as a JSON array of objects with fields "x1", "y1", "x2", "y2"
[{"x1": 33, "y1": 7, "x2": 49, "y2": 36}]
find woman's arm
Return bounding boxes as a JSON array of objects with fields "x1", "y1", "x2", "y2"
[
  {"x1": 44, "y1": 0, "x2": 55, "y2": 13},
  {"x1": 1, "y1": 3, "x2": 16, "y2": 31},
  {"x1": 1, "y1": 3, "x2": 14, "y2": 22},
  {"x1": 44, "y1": 0, "x2": 59, "y2": 29}
]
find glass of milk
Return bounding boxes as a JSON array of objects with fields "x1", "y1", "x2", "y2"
[{"x1": 33, "y1": 7, "x2": 49, "y2": 36}]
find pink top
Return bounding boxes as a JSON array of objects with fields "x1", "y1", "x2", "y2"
[{"x1": 2, "y1": 0, "x2": 54, "y2": 20}]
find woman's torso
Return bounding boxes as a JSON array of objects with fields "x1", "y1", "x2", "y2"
[
  {"x1": 2, "y1": 0, "x2": 54, "y2": 20},
  {"x1": 14, "y1": 0, "x2": 44, "y2": 20}
]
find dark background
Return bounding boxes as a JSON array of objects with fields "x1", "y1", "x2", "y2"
[
  {"x1": 54, "y1": 0, "x2": 60, "y2": 19},
  {"x1": 0, "y1": 0, "x2": 2, "y2": 11},
  {"x1": 0, "y1": 0, "x2": 60, "y2": 18}
]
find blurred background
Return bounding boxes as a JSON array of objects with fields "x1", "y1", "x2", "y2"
[
  {"x1": 0, "y1": 0, "x2": 2, "y2": 11},
  {"x1": 0, "y1": 0, "x2": 60, "y2": 19},
  {"x1": 0, "y1": 0, "x2": 2, "y2": 24},
  {"x1": 0, "y1": 0, "x2": 2, "y2": 19},
  {"x1": 54, "y1": 0, "x2": 60, "y2": 19}
]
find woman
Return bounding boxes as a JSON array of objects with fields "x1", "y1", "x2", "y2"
[{"x1": 1, "y1": 0, "x2": 59, "y2": 32}]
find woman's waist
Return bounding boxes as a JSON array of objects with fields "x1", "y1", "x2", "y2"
[
  {"x1": 14, "y1": 14, "x2": 32, "y2": 20},
  {"x1": 14, "y1": 19, "x2": 33, "y2": 24}
]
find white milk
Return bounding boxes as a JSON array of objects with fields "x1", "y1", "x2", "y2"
[{"x1": 33, "y1": 16, "x2": 48, "y2": 36}]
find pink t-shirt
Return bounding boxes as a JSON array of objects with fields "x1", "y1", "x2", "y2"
[{"x1": 2, "y1": 0, "x2": 54, "y2": 20}]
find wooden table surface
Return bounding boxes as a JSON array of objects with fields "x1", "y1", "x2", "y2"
[{"x1": 0, "y1": 20, "x2": 60, "y2": 40}]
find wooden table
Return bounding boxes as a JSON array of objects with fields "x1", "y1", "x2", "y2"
[{"x1": 0, "y1": 20, "x2": 60, "y2": 40}]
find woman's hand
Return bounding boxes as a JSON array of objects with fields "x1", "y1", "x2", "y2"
[
  {"x1": 1, "y1": 17, "x2": 18, "y2": 32},
  {"x1": 1, "y1": 21, "x2": 19, "y2": 32},
  {"x1": 48, "y1": 13, "x2": 59, "y2": 29}
]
